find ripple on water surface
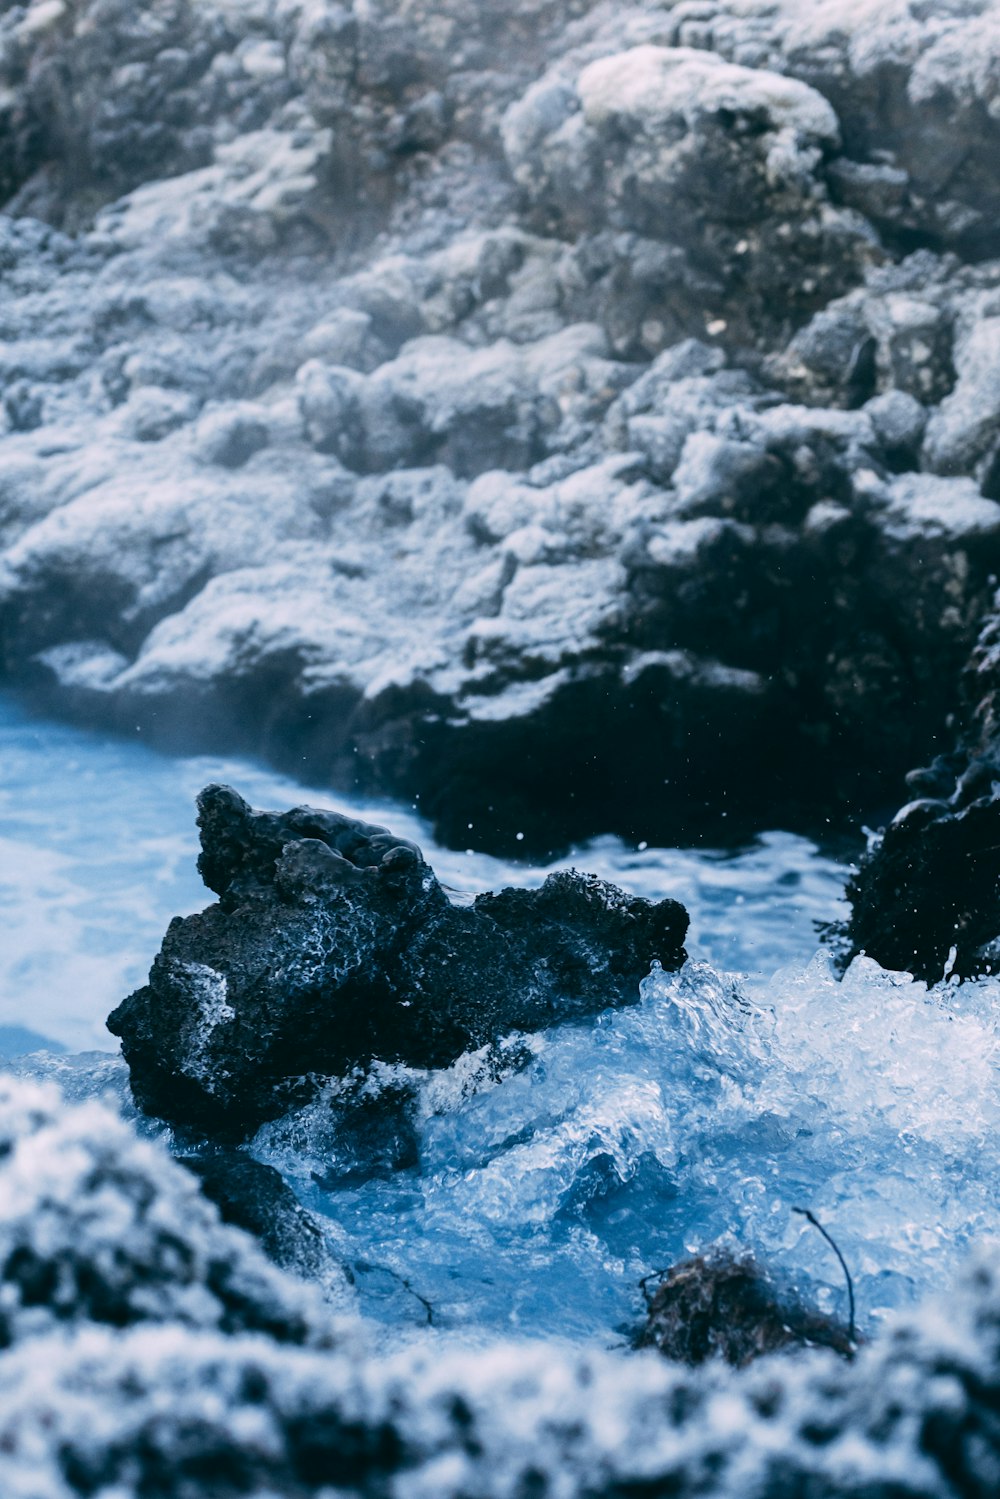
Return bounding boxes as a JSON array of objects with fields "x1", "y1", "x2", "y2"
[{"x1": 5, "y1": 692, "x2": 992, "y2": 1350}]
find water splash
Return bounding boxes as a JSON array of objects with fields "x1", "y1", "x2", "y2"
[
  {"x1": 251, "y1": 949, "x2": 1000, "y2": 1346},
  {"x1": 7, "y1": 690, "x2": 992, "y2": 1350}
]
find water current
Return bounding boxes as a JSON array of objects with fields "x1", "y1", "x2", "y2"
[{"x1": 2, "y1": 690, "x2": 997, "y2": 1352}]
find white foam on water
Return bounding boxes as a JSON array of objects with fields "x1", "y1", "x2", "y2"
[{"x1": 9, "y1": 690, "x2": 985, "y2": 1350}]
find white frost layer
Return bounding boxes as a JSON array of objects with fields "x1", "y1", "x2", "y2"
[
  {"x1": 0, "y1": 1241, "x2": 999, "y2": 1495},
  {"x1": 579, "y1": 44, "x2": 839, "y2": 147},
  {"x1": 0, "y1": 1076, "x2": 351, "y2": 1346}
]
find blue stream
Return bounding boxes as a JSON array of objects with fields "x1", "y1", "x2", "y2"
[{"x1": 2, "y1": 690, "x2": 997, "y2": 1350}]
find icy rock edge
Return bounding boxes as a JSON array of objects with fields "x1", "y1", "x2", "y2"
[{"x1": 1, "y1": 1074, "x2": 1000, "y2": 1497}]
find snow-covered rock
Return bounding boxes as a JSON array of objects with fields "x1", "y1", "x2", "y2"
[
  {"x1": 503, "y1": 44, "x2": 876, "y2": 344},
  {"x1": 0, "y1": 1076, "x2": 350, "y2": 1349},
  {"x1": 3, "y1": 1078, "x2": 1000, "y2": 1497},
  {"x1": 3, "y1": 0, "x2": 1000, "y2": 860}
]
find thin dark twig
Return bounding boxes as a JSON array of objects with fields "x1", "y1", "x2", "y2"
[
  {"x1": 793, "y1": 1206, "x2": 856, "y2": 1343},
  {"x1": 639, "y1": 1267, "x2": 672, "y2": 1308},
  {"x1": 400, "y1": 1276, "x2": 435, "y2": 1327}
]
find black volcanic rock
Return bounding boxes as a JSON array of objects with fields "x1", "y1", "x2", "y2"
[
  {"x1": 845, "y1": 794, "x2": 1000, "y2": 984},
  {"x1": 179, "y1": 1151, "x2": 344, "y2": 1287},
  {"x1": 109, "y1": 785, "x2": 688, "y2": 1138},
  {"x1": 842, "y1": 592, "x2": 1000, "y2": 982},
  {"x1": 638, "y1": 1251, "x2": 856, "y2": 1368}
]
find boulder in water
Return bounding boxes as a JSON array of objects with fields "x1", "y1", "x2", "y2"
[{"x1": 108, "y1": 784, "x2": 689, "y2": 1138}]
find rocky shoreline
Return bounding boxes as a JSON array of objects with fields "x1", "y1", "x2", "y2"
[
  {"x1": 3, "y1": 0, "x2": 1000, "y2": 876},
  {"x1": 5, "y1": 0, "x2": 1000, "y2": 1491}
]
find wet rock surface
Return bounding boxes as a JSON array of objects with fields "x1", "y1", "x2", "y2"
[
  {"x1": 845, "y1": 788, "x2": 1000, "y2": 984},
  {"x1": 843, "y1": 601, "x2": 1000, "y2": 982},
  {"x1": 638, "y1": 1250, "x2": 855, "y2": 1367},
  {"x1": 3, "y1": 2, "x2": 1000, "y2": 852},
  {"x1": 180, "y1": 1149, "x2": 346, "y2": 1286},
  {"x1": 109, "y1": 784, "x2": 689, "y2": 1137}
]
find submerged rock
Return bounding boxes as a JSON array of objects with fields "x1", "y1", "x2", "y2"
[
  {"x1": 638, "y1": 1250, "x2": 855, "y2": 1367},
  {"x1": 108, "y1": 784, "x2": 689, "y2": 1138}
]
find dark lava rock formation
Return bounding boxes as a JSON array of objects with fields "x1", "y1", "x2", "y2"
[
  {"x1": 845, "y1": 788, "x2": 1000, "y2": 985},
  {"x1": 109, "y1": 784, "x2": 688, "y2": 1138},
  {"x1": 638, "y1": 1251, "x2": 855, "y2": 1367},
  {"x1": 843, "y1": 600, "x2": 1000, "y2": 983}
]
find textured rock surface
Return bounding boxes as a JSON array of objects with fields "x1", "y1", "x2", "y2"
[
  {"x1": 4, "y1": 1080, "x2": 1000, "y2": 1497},
  {"x1": 638, "y1": 1250, "x2": 855, "y2": 1366},
  {"x1": 180, "y1": 1149, "x2": 348, "y2": 1286},
  {"x1": 3, "y1": 2, "x2": 1000, "y2": 851},
  {"x1": 843, "y1": 603, "x2": 1000, "y2": 982},
  {"x1": 0, "y1": 1076, "x2": 347, "y2": 1351},
  {"x1": 109, "y1": 784, "x2": 689, "y2": 1137},
  {"x1": 844, "y1": 790, "x2": 1000, "y2": 983}
]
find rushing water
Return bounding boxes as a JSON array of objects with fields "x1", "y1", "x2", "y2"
[
  {"x1": 0, "y1": 691, "x2": 847, "y2": 1052},
  {"x1": 3, "y1": 689, "x2": 998, "y2": 1354}
]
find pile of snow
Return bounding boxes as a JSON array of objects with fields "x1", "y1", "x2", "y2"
[{"x1": 0, "y1": 1074, "x2": 999, "y2": 1496}]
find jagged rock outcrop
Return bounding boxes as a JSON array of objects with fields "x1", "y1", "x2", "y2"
[
  {"x1": 844, "y1": 779, "x2": 1000, "y2": 985},
  {"x1": 3, "y1": 2, "x2": 1000, "y2": 854},
  {"x1": 842, "y1": 592, "x2": 1000, "y2": 982},
  {"x1": 108, "y1": 784, "x2": 689, "y2": 1137}
]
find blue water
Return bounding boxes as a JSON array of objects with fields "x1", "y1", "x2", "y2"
[
  {"x1": 3, "y1": 690, "x2": 998, "y2": 1351},
  {"x1": 0, "y1": 691, "x2": 847, "y2": 1051}
]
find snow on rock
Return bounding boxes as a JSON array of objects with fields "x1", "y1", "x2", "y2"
[
  {"x1": 924, "y1": 315, "x2": 1000, "y2": 480},
  {"x1": 0, "y1": 1076, "x2": 350, "y2": 1349},
  {"x1": 2, "y1": 0, "x2": 1000, "y2": 859},
  {"x1": 659, "y1": 0, "x2": 1000, "y2": 254},
  {"x1": 503, "y1": 44, "x2": 875, "y2": 345},
  {"x1": 297, "y1": 322, "x2": 626, "y2": 477}
]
